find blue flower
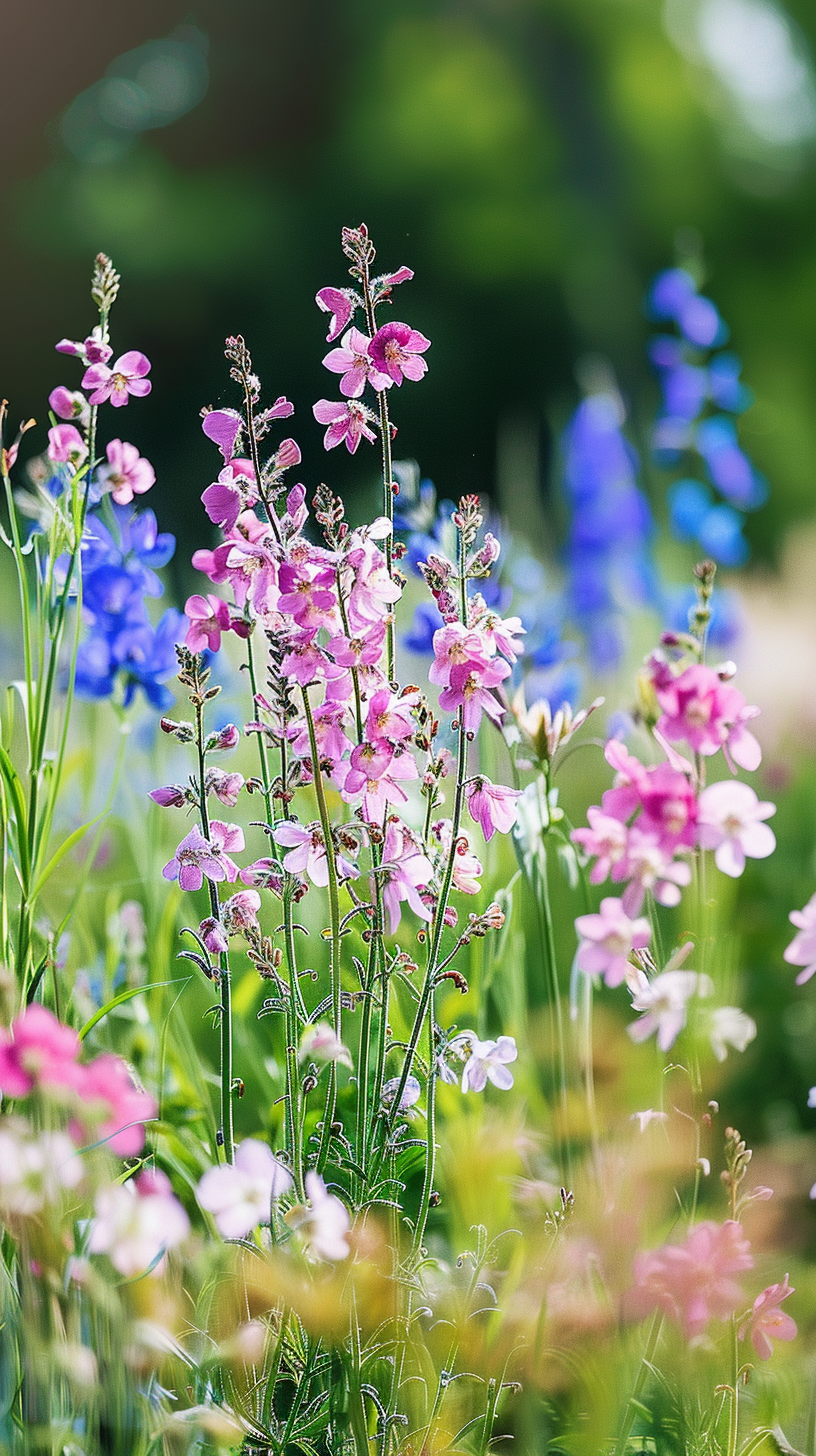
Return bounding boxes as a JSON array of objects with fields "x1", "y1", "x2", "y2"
[{"x1": 402, "y1": 600, "x2": 443, "y2": 655}]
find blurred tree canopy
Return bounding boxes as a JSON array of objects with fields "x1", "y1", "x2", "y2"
[{"x1": 2, "y1": 0, "x2": 815, "y2": 582}]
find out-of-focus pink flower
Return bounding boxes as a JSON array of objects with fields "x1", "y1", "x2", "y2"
[
  {"x1": 47, "y1": 424, "x2": 87, "y2": 467},
  {"x1": 202, "y1": 407, "x2": 244, "y2": 462},
  {"x1": 572, "y1": 808, "x2": 629, "y2": 883},
  {"x1": 574, "y1": 897, "x2": 651, "y2": 988},
  {"x1": 376, "y1": 821, "x2": 434, "y2": 935},
  {"x1": 783, "y1": 892, "x2": 816, "y2": 985},
  {"x1": 465, "y1": 776, "x2": 522, "y2": 841},
  {"x1": 82, "y1": 350, "x2": 152, "y2": 407},
  {"x1": 697, "y1": 780, "x2": 776, "y2": 877},
  {"x1": 316, "y1": 286, "x2": 355, "y2": 342},
  {"x1": 322, "y1": 327, "x2": 393, "y2": 397},
  {"x1": 75, "y1": 1054, "x2": 157, "y2": 1156},
  {"x1": 630, "y1": 1220, "x2": 753, "y2": 1339},
  {"x1": 369, "y1": 321, "x2": 430, "y2": 385},
  {"x1": 285, "y1": 1170, "x2": 350, "y2": 1261},
  {"x1": 0, "y1": 1127, "x2": 83, "y2": 1216},
  {"x1": 739, "y1": 1274, "x2": 797, "y2": 1360},
  {"x1": 99, "y1": 439, "x2": 155, "y2": 504},
  {"x1": 89, "y1": 1169, "x2": 189, "y2": 1277},
  {"x1": 197, "y1": 1138, "x2": 292, "y2": 1239},
  {"x1": 438, "y1": 659, "x2": 509, "y2": 735},
  {"x1": 313, "y1": 398, "x2": 377, "y2": 453},
  {"x1": 461, "y1": 1035, "x2": 517, "y2": 1092},
  {"x1": 162, "y1": 825, "x2": 230, "y2": 893},
  {"x1": 707, "y1": 1005, "x2": 756, "y2": 1061},
  {"x1": 616, "y1": 829, "x2": 692, "y2": 916},
  {"x1": 0, "y1": 1005, "x2": 79, "y2": 1099},
  {"x1": 48, "y1": 386, "x2": 89, "y2": 424},
  {"x1": 185, "y1": 594, "x2": 231, "y2": 653},
  {"x1": 299, "y1": 1022, "x2": 353, "y2": 1068},
  {"x1": 628, "y1": 969, "x2": 710, "y2": 1052}
]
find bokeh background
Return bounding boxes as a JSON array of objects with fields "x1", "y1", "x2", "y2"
[{"x1": 2, "y1": 0, "x2": 816, "y2": 1150}]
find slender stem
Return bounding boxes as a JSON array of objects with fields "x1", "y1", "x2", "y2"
[
  {"x1": 536, "y1": 770, "x2": 570, "y2": 1184},
  {"x1": 726, "y1": 1314, "x2": 740, "y2": 1456},
  {"x1": 360, "y1": 265, "x2": 396, "y2": 684},
  {"x1": 411, "y1": 986, "x2": 437, "y2": 1257},
  {"x1": 194, "y1": 693, "x2": 234, "y2": 1164}
]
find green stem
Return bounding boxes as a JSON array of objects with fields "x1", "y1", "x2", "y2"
[
  {"x1": 536, "y1": 771, "x2": 570, "y2": 1184},
  {"x1": 726, "y1": 1315, "x2": 740, "y2": 1456},
  {"x1": 195, "y1": 694, "x2": 233, "y2": 1164},
  {"x1": 612, "y1": 1309, "x2": 663, "y2": 1456}
]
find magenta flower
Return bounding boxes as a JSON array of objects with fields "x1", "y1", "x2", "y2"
[
  {"x1": 99, "y1": 439, "x2": 155, "y2": 505},
  {"x1": 274, "y1": 437, "x2": 301, "y2": 470},
  {"x1": 201, "y1": 460, "x2": 257, "y2": 533},
  {"x1": 162, "y1": 825, "x2": 230, "y2": 892},
  {"x1": 47, "y1": 424, "x2": 87, "y2": 467},
  {"x1": 655, "y1": 664, "x2": 761, "y2": 771},
  {"x1": 0, "y1": 1005, "x2": 80, "y2": 1099},
  {"x1": 315, "y1": 286, "x2": 355, "y2": 342},
  {"x1": 369, "y1": 321, "x2": 431, "y2": 385},
  {"x1": 278, "y1": 562, "x2": 340, "y2": 634},
  {"x1": 783, "y1": 892, "x2": 816, "y2": 984},
  {"x1": 322, "y1": 328, "x2": 393, "y2": 397},
  {"x1": 376, "y1": 821, "x2": 434, "y2": 935},
  {"x1": 82, "y1": 350, "x2": 152, "y2": 408},
  {"x1": 696, "y1": 780, "x2": 776, "y2": 877},
  {"x1": 466, "y1": 776, "x2": 522, "y2": 841},
  {"x1": 574, "y1": 897, "x2": 651, "y2": 988},
  {"x1": 630, "y1": 1220, "x2": 753, "y2": 1339},
  {"x1": 341, "y1": 740, "x2": 418, "y2": 822},
  {"x1": 199, "y1": 916, "x2": 229, "y2": 955},
  {"x1": 313, "y1": 398, "x2": 377, "y2": 453},
  {"x1": 185, "y1": 594, "x2": 231, "y2": 653},
  {"x1": 48, "y1": 386, "x2": 89, "y2": 424},
  {"x1": 201, "y1": 407, "x2": 244, "y2": 462},
  {"x1": 365, "y1": 688, "x2": 415, "y2": 743},
  {"x1": 74, "y1": 1054, "x2": 157, "y2": 1156},
  {"x1": 438, "y1": 659, "x2": 509, "y2": 735},
  {"x1": 429, "y1": 624, "x2": 493, "y2": 687},
  {"x1": 739, "y1": 1274, "x2": 797, "y2": 1360},
  {"x1": 56, "y1": 332, "x2": 112, "y2": 365}
]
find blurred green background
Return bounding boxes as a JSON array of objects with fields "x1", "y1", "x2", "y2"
[{"x1": 3, "y1": 0, "x2": 816, "y2": 585}]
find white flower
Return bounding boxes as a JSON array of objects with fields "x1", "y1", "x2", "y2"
[
  {"x1": 708, "y1": 1006, "x2": 756, "y2": 1062},
  {"x1": 807, "y1": 1087, "x2": 816, "y2": 1109},
  {"x1": 299, "y1": 1022, "x2": 353, "y2": 1069},
  {"x1": 197, "y1": 1139, "x2": 292, "y2": 1239},
  {"x1": 89, "y1": 1170, "x2": 189, "y2": 1278},
  {"x1": 628, "y1": 970, "x2": 712, "y2": 1053},
  {"x1": 631, "y1": 1109, "x2": 669, "y2": 1132},
  {"x1": 0, "y1": 1126, "x2": 82, "y2": 1216},
  {"x1": 381, "y1": 1074, "x2": 422, "y2": 1112},
  {"x1": 286, "y1": 1171, "x2": 350, "y2": 1261},
  {"x1": 697, "y1": 780, "x2": 776, "y2": 877},
  {"x1": 461, "y1": 1035, "x2": 517, "y2": 1093}
]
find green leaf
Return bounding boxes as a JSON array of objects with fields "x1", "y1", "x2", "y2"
[
  {"x1": 0, "y1": 744, "x2": 30, "y2": 883},
  {"x1": 78, "y1": 978, "x2": 190, "y2": 1041},
  {"x1": 30, "y1": 811, "x2": 105, "y2": 900}
]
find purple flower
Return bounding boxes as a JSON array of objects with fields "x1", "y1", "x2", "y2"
[
  {"x1": 162, "y1": 825, "x2": 230, "y2": 893},
  {"x1": 201, "y1": 407, "x2": 244, "y2": 463},
  {"x1": 185, "y1": 594, "x2": 231, "y2": 653},
  {"x1": 82, "y1": 350, "x2": 152, "y2": 408},
  {"x1": 313, "y1": 399, "x2": 377, "y2": 453},
  {"x1": 149, "y1": 785, "x2": 187, "y2": 808},
  {"x1": 369, "y1": 321, "x2": 430, "y2": 386},
  {"x1": 461, "y1": 1035, "x2": 517, "y2": 1093}
]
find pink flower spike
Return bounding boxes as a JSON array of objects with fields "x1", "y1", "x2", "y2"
[
  {"x1": 574, "y1": 897, "x2": 651, "y2": 988},
  {"x1": 739, "y1": 1275, "x2": 797, "y2": 1360},
  {"x1": 465, "y1": 777, "x2": 522, "y2": 841},
  {"x1": 783, "y1": 892, "x2": 816, "y2": 985},
  {"x1": 316, "y1": 287, "x2": 355, "y2": 342},
  {"x1": 202, "y1": 407, "x2": 244, "y2": 462},
  {"x1": 697, "y1": 780, "x2": 776, "y2": 878},
  {"x1": 81, "y1": 350, "x2": 152, "y2": 408},
  {"x1": 185, "y1": 594, "x2": 231, "y2": 653},
  {"x1": 100, "y1": 439, "x2": 155, "y2": 504},
  {"x1": 313, "y1": 398, "x2": 377, "y2": 453},
  {"x1": 369, "y1": 321, "x2": 431, "y2": 386},
  {"x1": 47, "y1": 424, "x2": 87, "y2": 467}
]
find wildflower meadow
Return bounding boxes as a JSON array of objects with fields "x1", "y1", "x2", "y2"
[{"x1": 0, "y1": 221, "x2": 815, "y2": 1456}]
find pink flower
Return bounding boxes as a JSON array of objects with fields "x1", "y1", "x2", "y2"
[
  {"x1": 572, "y1": 808, "x2": 629, "y2": 883},
  {"x1": 48, "y1": 386, "x2": 89, "y2": 424},
  {"x1": 628, "y1": 969, "x2": 709, "y2": 1052},
  {"x1": 197, "y1": 1138, "x2": 292, "y2": 1238},
  {"x1": 341, "y1": 740, "x2": 418, "y2": 822},
  {"x1": 149, "y1": 785, "x2": 187, "y2": 808},
  {"x1": 630, "y1": 1220, "x2": 753, "y2": 1339},
  {"x1": 201, "y1": 407, "x2": 244, "y2": 462},
  {"x1": 0, "y1": 1006, "x2": 79, "y2": 1099},
  {"x1": 56, "y1": 332, "x2": 112, "y2": 365},
  {"x1": 574, "y1": 897, "x2": 651, "y2": 988},
  {"x1": 47, "y1": 424, "x2": 87, "y2": 467},
  {"x1": 784, "y1": 892, "x2": 816, "y2": 985},
  {"x1": 274, "y1": 437, "x2": 301, "y2": 470},
  {"x1": 99, "y1": 439, "x2": 155, "y2": 505},
  {"x1": 369, "y1": 321, "x2": 431, "y2": 385},
  {"x1": 376, "y1": 821, "x2": 434, "y2": 935},
  {"x1": 201, "y1": 459, "x2": 257, "y2": 532},
  {"x1": 438, "y1": 659, "x2": 509, "y2": 735},
  {"x1": 322, "y1": 327, "x2": 393, "y2": 397},
  {"x1": 615, "y1": 829, "x2": 692, "y2": 915},
  {"x1": 655, "y1": 664, "x2": 762, "y2": 772},
  {"x1": 275, "y1": 821, "x2": 358, "y2": 887},
  {"x1": 89, "y1": 1169, "x2": 189, "y2": 1277},
  {"x1": 365, "y1": 688, "x2": 415, "y2": 743},
  {"x1": 696, "y1": 780, "x2": 776, "y2": 877},
  {"x1": 200, "y1": 917, "x2": 229, "y2": 955},
  {"x1": 75, "y1": 1054, "x2": 157, "y2": 1155},
  {"x1": 278, "y1": 562, "x2": 340, "y2": 634},
  {"x1": 221, "y1": 889, "x2": 262, "y2": 934},
  {"x1": 205, "y1": 769, "x2": 244, "y2": 807},
  {"x1": 739, "y1": 1274, "x2": 797, "y2": 1360},
  {"x1": 162, "y1": 824, "x2": 234, "y2": 892},
  {"x1": 429, "y1": 624, "x2": 493, "y2": 687},
  {"x1": 313, "y1": 398, "x2": 377, "y2": 453},
  {"x1": 82, "y1": 350, "x2": 152, "y2": 407},
  {"x1": 316, "y1": 286, "x2": 355, "y2": 342},
  {"x1": 466, "y1": 776, "x2": 522, "y2": 841},
  {"x1": 185, "y1": 594, "x2": 231, "y2": 653}
]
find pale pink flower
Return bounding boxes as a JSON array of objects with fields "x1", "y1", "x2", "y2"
[
  {"x1": 783, "y1": 892, "x2": 816, "y2": 985},
  {"x1": 316, "y1": 286, "x2": 355, "y2": 342},
  {"x1": 615, "y1": 829, "x2": 692, "y2": 915},
  {"x1": 47, "y1": 423, "x2": 87, "y2": 467},
  {"x1": 630, "y1": 1220, "x2": 753, "y2": 1338},
  {"x1": 474, "y1": 610, "x2": 525, "y2": 662},
  {"x1": 439, "y1": 659, "x2": 509, "y2": 735},
  {"x1": 434, "y1": 822, "x2": 483, "y2": 894},
  {"x1": 285, "y1": 1170, "x2": 350, "y2": 1261},
  {"x1": 376, "y1": 821, "x2": 434, "y2": 935},
  {"x1": 275, "y1": 821, "x2": 358, "y2": 887},
  {"x1": 697, "y1": 780, "x2": 776, "y2": 877},
  {"x1": 381, "y1": 1074, "x2": 422, "y2": 1112},
  {"x1": 299, "y1": 1022, "x2": 353, "y2": 1069},
  {"x1": 707, "y1": 1005, "x2": 756, "y2": 1061},
  {"x1": 572, "y1": 808, "x2": 629, "y2": 883},
  {"x1": 205, "y1": 769, "x2": 244, "y2": 807},
  {"x1": 513, "y1": 689, "x2": 604, "y2": 764},
  {"x1": 465, "y1": 776, "x2": 523, "y2": 841},
  {"x1": 0, "y1": 1005, "x2": 79, "y2": 1098},
  {"x1": 149, "y1": 785, "x2": 187, "y2": 808},
  {"x1": 322, "y1": 327, "x2": 392, "y2": 396},
  {"x1": 99, "y1": 439, "x2": 155, "y2": 504},
  {"x1": 221, "y1": 889, "x2": 262, "y2": 935},
  {"x1": 461, "y1": 1035, "x2": 517, "y2": 1092},
  {"x1": 185, "y1": 593, "x2": 231, "y2": 653},
  {"x1": 0, "y1": 1126, "x2": 83, "y2": 1216},
  {"x1": 74, "y1": 1053, "x2": 157, "y2": 1156},
  {"x1": 89, "y1": 1170, "x2": 189, "y2": 1277},
  {"x1": 739, "y1": 1275, "x2": 797, "y2": 1360},
  {"x1": 197, "y1": 1139, "x2": 292, "y2": 1238},
  {"x1": 628, "y1": 970, "x2": 710, "y2": 1052},
  {"x1": 631, "y1": 1109, "x2": 669, "y2": 1132},
  {"x1": 369, "y1": 321, "x2": 430, "y2": 385},
  {"x1": 574, "y1": 897, "x2": 651, "y2": 988},
  {"x1": 82, "y1": 350, "x2": 152, "y2": 407},
  {"x1": 313, "y1": 398, "x2": 377, "y2": 453},
  {"x1": 344, "y1": 533, "x2": 402, "y2": 629}
]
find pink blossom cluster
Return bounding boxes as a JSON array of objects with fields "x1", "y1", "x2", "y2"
[
  {"x1": 48, "y1": 327, "x2": 155, "y2": 502},
  {"x1": 0, "y1": 1005, "x2": 155, "y2": 1156}
]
